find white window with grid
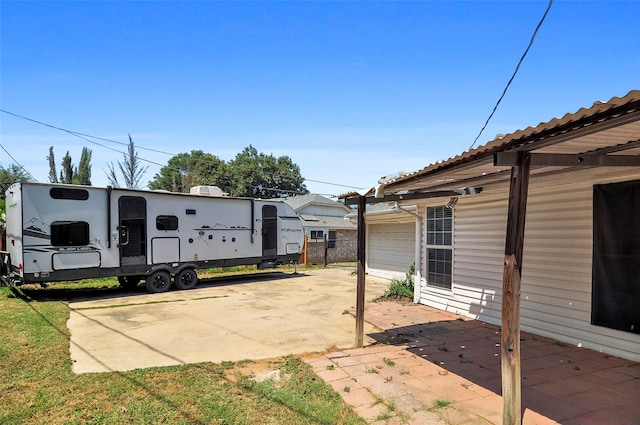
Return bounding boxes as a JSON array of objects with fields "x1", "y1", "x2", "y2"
[{"x1": 426, "y1": 205, "x2": 453, "y2": 290}]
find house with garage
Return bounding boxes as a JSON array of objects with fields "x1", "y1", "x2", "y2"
[
  {"x1": 347, "y1": 202, "x2": 417, "y2": 280},
  {"x1": 343, "y1": 90, "x2": 640, "y2": 363},
  {"x1": 283, "y1": 194, "x2": 356, "y2": 264}
]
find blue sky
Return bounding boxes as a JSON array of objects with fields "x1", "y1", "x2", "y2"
[{"x1": 1, "y1": 1, "x2": 639, "y2": 196}]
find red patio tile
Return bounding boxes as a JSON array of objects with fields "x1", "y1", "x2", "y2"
[
  {"x1": 564, "y1": 387, "x2": 627, "y2": 411},
  {"x1": 314, "y1": 366, "x2": 350, "y2": 382},
  {"x1": 337, "y1": 386, "x2": 375, "y2": 408},
  {"x1": 613, "y1": 363, "x2": 640, "y2": 378},
  {"x1": 605, "y1": 375, "x2": 640, "y2": 399},
  {"x1": 534, "y1": 398, "x2": 591, "y2": 422},
  {"x1": 340, "y1": 363, "x2": 372, "y2": 378},
  {"x1": 597, "y1": 402, "x2": 640, "y2": 425},
  {"x1": 590, "y1": 368, "x2": 637, "y2": 386},
  {"x1": 353, "y1": 401, "x2": 389, "y2": 423},
  {"x1": 331, "y1": 355, "x2": 362, "y2": 367},
  {"x1": 454, "y1": 395, "x2": 504, "y2": 424},
  {"x1": 569, "y1": 411, "x2": 631, "y2": 425},
  {"x1": 521, "y1": 385, "x2": 555, "y2": 407},
  {"x1": 534, "y1": 379, "x2": 589, "y2": 398},
  {"x1": 522, "y1": 407, "x2": 559, "y2": 425}
]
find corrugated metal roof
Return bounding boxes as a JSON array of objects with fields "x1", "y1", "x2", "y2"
[{"x1": 341, "y1": 90, "x2": 640, "y2": 198}]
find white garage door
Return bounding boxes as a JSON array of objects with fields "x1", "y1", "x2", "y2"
[{"x1": 368, "y1": 222, "x2": 415, "y2": 280}]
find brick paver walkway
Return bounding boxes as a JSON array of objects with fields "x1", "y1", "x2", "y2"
[{"x1": 306, "y1": 301, "x2": 640, "y2": 425}]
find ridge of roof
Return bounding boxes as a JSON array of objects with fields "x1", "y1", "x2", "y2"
[{"x1": 284, "y1": 193, "x2": 349, "y2": 211}]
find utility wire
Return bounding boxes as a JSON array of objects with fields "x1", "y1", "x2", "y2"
[
  {"x1": 469, "y1": 0, "x2": 553, "y2": 150},
  {"x1": 0, "y1": 143, "x2": 38, "y2": 181},
  {"x1": 0, "y1": 109, "x2": 176, "y2": 156},
  {"x1": 1, "y1": 108, "x2": 362, "y2": 192}
]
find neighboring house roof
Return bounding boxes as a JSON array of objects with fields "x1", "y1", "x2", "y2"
[
  {"x1": 284, "y1": 194, "x2": 350, "y2": 213},
  {"x1": 341, "y1": 90, "x2": 640, "y2": 199},
  {"x1": 299, "y1": 214, "x2": 356, "y2": 229},
  {"x1": 284, "y1": 194, "x2": 355, "y2": 229}
]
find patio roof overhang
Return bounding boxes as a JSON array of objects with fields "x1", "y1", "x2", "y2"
[
  {"x1": 340, "y1": 90, "x2": 640, "y2": 425},
  {"x1": 340, "y1": 90, "x2": 640, "y2": 204}
]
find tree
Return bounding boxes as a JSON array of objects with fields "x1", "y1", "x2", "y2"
[
  {"x1": 47, "y1": 146, "x2": 58, "y2": 183},
  {"x1": 227, "y1": 145, "x2": 308, "y2": 198},
  {"x1": 0, "y1": 164, "x2": 31, "y2": 217},
  {"x1": 148, "y1": 150, "x2": 229, "y2": 193},
  {"x1": 59, "y1": 151, "x2": 74, "y2": 184},
  {"x1": 106, "y1": 135, "x2": 149, "y2": 189},
  {"x1": 74, "y1": 147, "x2": 92, "y2": 185}
]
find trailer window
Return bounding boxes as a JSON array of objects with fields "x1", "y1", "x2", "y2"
[
  {"x1": 51, "y1": 221, "x2": 90, "y2": 246},
  {"x1": 50, "y1": 188, "x2": 89, "y2": 200},
  {"x1": 156, "y1": 215, "x2": 179, "y2": 231}
]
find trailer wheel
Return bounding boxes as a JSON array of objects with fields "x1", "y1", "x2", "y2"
[
  {"x1": 146, "y1": 271, "x2": 172, "y2": 293},
  {"x1": 118, "y1": 275, "x2": 142, "y2": 289},
  {"x1": 175, "y1": 268, "x2": 198, "y2": 290}
]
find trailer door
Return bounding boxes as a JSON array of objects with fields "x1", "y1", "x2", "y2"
[
  {"x1": 262, "y1": 205, "x2": 277, "y2": 257},
  {"x1": 118, "y1": 196, "x2": 147, "y2": 268}
]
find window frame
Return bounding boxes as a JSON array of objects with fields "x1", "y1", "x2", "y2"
[
  {"x1": 156, "y1": 215, "x2": 179, "y2": 231},
  {"x1": 310, "y1": 230, "x2": 324, "y2": 242},
  {"x1": 425, "y1": 205, "x2": 453, "y2": 290},
  {"x1": 50, "y1": 221, "x2": 90, "y2": 246},
  {"x1": 327, "y1": 230, "x2": 337, "y2": 249}
]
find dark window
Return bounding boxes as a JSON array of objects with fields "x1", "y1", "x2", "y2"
[
  {"x1": 327, "y1": 230, "x2": 337, "y2": 249},
  {"x1": 156, "y1": 215, "x2": 178, "y2": 231},
  {"x1": 50, "y1": 187, "x2": 89, "y2": 200},
  {"x1": 592, "y1": 180, "x2": 640, "y2": 334},
  {"x1": 51, "y1": 221, "x2": 90, "y2": 246},
  {"x1": 310, "y1": 230, "x2": 324, "y2": 241},
  {"x1": 426, "y1": 205, "x2": 453, "y2": 290}
]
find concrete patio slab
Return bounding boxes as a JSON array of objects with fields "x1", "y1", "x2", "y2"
[{"x1": 67, "y1": 268, "x2": 389, "y2": 373}]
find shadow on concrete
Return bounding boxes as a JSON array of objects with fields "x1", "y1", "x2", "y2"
[
  {"x1": 15, "y1": 271, "x2": 309, "y2": 302},
  {"x1": 366, "y1": 317, "x2": 640, "y2": 424}
]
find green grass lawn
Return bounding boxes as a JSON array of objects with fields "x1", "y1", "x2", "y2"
[{"x1": 0, "y1": 268, "x2": 365, "y2": 425}]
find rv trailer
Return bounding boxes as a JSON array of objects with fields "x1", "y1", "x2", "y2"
[{"x1": 1, "y1": 182, "x2": 304, "y2": 293}]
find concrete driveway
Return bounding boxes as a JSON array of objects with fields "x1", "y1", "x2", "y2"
[{"x1": 67, "y1": 268, "x2": 389, "y2": 374}]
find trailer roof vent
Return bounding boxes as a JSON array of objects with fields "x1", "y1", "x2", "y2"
[{"x1": 189, "y1": 185, "x2": 227, "y2": 197}]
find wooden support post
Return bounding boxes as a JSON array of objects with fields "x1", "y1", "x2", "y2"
[
  {"x1": 355, "y1": 195, "x2": 366, "y2": 348},
  {"x1": 501, "y1": 151, "x2": 531, "y2": 425}
]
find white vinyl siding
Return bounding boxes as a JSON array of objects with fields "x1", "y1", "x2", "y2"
[
  {"x1": 418, "y1": 169, "x2": 640, "y2": 361},
  {"x1": 367, "y1": 222, "x2": 416, "y2": 280}
]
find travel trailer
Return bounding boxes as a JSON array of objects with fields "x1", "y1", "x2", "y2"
[{"x1": 1, "y1": 182, "x2": 303, "y2": 292}]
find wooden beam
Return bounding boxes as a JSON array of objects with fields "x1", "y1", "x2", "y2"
[
  {"x1": 343, "y1": 187, "x2": 482, "y2": 206},
  {"x1": 501, "y1": 151, "x2": 531, "y2": 425},
  {"x1": 355, "y1": 195, "x2": 366, "y2": 348},
  {"x1": 494, "y1": 151, "x2": 640, "y2": 167}
]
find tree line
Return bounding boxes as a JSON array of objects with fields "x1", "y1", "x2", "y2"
[{"x1": 0, "y1": 141, "x2": 308, "y2": 202}]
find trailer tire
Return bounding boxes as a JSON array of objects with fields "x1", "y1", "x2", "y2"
[
  {"x1": 175, "y1": 268, "x2": 198, "y2": 290},
  {"x1": 146, "y1": 271, "x2": 172, "y2": 293},
  {"x1": 118, "y1": 275, "x2": 142, "y2": 289}
]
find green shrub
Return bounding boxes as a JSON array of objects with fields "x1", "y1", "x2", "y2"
[{"x1": 381, "y1": 263, "x2": 415, "y2": 299}]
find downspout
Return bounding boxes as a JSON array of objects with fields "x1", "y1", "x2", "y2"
[{"x1": 394, "y1": 203, "x2": 422, "y2": 304}]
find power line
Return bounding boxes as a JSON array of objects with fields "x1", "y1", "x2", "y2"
[
  {"x1": 469, "y1": 0, "x2": 553, "y2": 150},
  {"x1": 0, "y1": 143, "x2": 38, "y2": 182},
  {"x1": 0, "y1": 109, "x2": 176, "y2": 156},
  {"x1": 1, "y1": 108, "x2": 365, "y2": 192}
]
